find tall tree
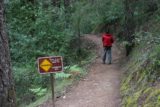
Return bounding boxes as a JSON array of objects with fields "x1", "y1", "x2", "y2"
[
  {"x1": 64, "y1": 0, "x2": 70, "y2": 28},
  {"x1": 124, "y1": 0, "x2": 135, "y2": 56},
  {"x1": 0, "y1": 0, "x2": 16, "y2": 107}
]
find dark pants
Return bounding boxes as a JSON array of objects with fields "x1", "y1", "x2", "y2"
[{"x1": 103, "y1": 46, "x2": 112, "y2": 64}]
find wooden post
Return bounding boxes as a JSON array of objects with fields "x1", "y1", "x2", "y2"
[{"x1": 50, "y1": 73, "x2": 55, "y2": 107}]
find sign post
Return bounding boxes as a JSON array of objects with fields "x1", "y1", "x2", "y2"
[
  {"x1": 50, "y1": 73, "x2": 55, "y2": 107},
  {"x1": 38, "y1": 56, "x2": 63, "y2": 107}
]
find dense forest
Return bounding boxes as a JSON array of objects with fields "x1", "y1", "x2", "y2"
[{"x1": 0, "y1": 0, "x2": 160, "y2": 107}]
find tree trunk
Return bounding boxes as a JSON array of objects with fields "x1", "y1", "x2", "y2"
[
  {"x1": 0, "y1": 0, "x2": 16, "y2": 107},
  {"x1": 124, "y1": 0, "x2": 135, "y2": 56},
  {"x1": 64, "y1": 0, "x2": 70, "y2": 28}
]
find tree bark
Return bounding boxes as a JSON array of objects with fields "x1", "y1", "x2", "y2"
[{"x1": 0, "y1": 0, "x2": 16, "y2": 107}]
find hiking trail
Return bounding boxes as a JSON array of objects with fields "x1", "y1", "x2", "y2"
[{"x1": 40, "y1": 35, "x2": 123, "y2": 107}]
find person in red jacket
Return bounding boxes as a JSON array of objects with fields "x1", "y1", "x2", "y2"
[{"x1": 102, "y1": 32, "x2": 114, "y2": 64}]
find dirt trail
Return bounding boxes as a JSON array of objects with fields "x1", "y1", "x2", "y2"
[{"x1": 41, "y1": 35, "x2": 122, "y2": 107}]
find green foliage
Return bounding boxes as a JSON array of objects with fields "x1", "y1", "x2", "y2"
[
  {"x1": 29, "y1": 88, "x2": 47, "y2": 97},
  {"x1": 6, "y1": 1, "x2": 74, "y2": 64},
  {"x1": 55, "y1": 72, "x2": 72, "y2": 79},
  {"x1": 145, "y1": 45, "x2": 160, "y2": 81},
  {"x1": 69, "y1": 65, "x2": 83, "y2": 72},
  {"x1": 71, "y1": 0, "x2": 123, "y2": 33},
  {"x1": 26, "y1": 90, "x2": 51, "y2": 107}
]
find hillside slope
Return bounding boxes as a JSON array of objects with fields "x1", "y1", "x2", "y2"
[{"x1": 121, "y1": 19, "x2": 160, "y2": 107}]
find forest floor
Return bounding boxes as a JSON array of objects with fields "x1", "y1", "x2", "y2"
[{"x1": 39, "y1": 35, "x2": 124, "y2": 107}]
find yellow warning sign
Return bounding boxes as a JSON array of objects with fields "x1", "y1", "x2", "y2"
[{"x1": 40, "y1": 59, "x2": 52, "y2": 72}]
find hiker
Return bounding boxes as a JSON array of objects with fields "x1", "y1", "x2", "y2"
[{"x1": 102, "y1": 31, "x2": 114, "y2": 64}]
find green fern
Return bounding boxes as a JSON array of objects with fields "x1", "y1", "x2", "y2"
[
  {"x1": 29, "y1": 87, "x2": 47, "y2": 96},
  {"x1": 55, "y1": 72, "x2": 72, "y2": 79},
  {"x1": 69, "y1": 65, "x2": 83, "y2": 72}
]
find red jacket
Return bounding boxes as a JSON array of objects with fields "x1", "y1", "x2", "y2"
[{"x1": 102, "y1": 33, "x2": 114, "y2": 47}]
